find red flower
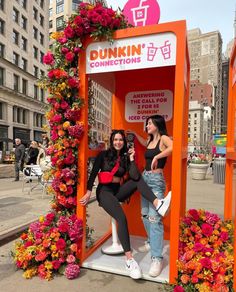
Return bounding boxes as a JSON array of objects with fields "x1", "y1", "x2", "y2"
[
  {"x1": 68, "y1": 77, "x2": 78, "y2": 88},
  {"x1": 188, "y1": 209, "x2": 200, "y2": 221},
  {"x1": 56, "y1": 238, "x2": 66, "y2": 250},
  {"x1": 200, "y1": 257, "x2": 212, "y2": 269},
  {"x1": 220, "y1": 231, "x2": 229, "y2": 242},
  {"x1": 52, "y1": 260, "x2": 61, "y2": 270},
  {"x1": 65, "y1": 52, "x2": 75, "y2": 62},
  {"x1": 46, "y1": 212, "x2": 55, "y2": 222},
  {"x1": 64, "y1": 26, "x2": 75, "y2": 38},
  {"x1": 201, "y1": 223, "x2": 213, "y2": 237},
  {"x1": 174, "y1": 286, "x2": 185, "y2": 292}
]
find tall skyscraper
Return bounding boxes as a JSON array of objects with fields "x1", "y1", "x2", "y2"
[
  {"x1": 0, "y1": 0, "x2": 49, "y2": 153},
  {"x1": 188, "y1": 28, "x2": 223, "y2": 134}
]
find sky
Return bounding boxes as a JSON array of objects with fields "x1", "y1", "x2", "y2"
[{"x1": 106, "y1": 0, "x2": 235, "y2": 52}]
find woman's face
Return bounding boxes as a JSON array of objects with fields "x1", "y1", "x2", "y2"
[
  {"x1": 112, "y1": 133, "x2": 124, "y2": 151},
  {"x1": 146, "y1": 119, "x2": 158, "y2": 135}
]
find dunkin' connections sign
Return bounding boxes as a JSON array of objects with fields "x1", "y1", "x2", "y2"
[{"x1": 86, "y1": 33, "x2": 176, "y2": 74}]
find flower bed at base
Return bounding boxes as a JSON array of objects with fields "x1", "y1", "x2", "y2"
[
  {"x1": 174, "y1": 209, "x2": 234, "y2": 292},
  {"x1": 12, "y1": 2, "x2": 130, "y2": 280}
]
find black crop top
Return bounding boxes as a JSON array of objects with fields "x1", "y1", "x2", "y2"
[
  {"x1": 144, "y1": 140, "x2": 167, "y2": 170},
  {"x1": 87, "y1": 150, "x2": 140, "y2": 191}
]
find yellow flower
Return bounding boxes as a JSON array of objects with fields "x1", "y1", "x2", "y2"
[
  {"x1": 45, "y1": 261, "x2": 53, "y2": 270},
  {"x1": 50, "y1": 31, "x2": 64, "y2": 40},
  {"x1": 39, "y1": 215, "x2": 45, "y2": 223},
  {"x1": 23, "y1": 267, "x2": 37, "y2": 279}
]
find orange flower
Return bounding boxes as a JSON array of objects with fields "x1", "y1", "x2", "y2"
[
  {"x1": 59, "y1": 183, "x2": 67, "y2": 192},
  {"x1": 58, "y1": 129, "x2": 66, "y2": 137},
  {"x1": 63, "y1": 121, "x2": 71, "y2": 129},
  {"x1": 180, "y1": 274, "x2": 190, "y2": 284}
]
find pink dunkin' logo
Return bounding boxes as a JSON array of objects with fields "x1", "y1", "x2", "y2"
[
  {"x1": 147, "y1": 41, "x2": 171, "y2": 61},
  {"x1": 123, "y1": 0, "x2": 160, "y2": 27}
]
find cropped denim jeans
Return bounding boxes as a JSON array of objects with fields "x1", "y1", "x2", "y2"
[{"x1": 141, "y1": 170, "x2": 166, "y2": 260}]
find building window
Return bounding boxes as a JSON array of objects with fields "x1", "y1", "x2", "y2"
[
  {"x1": 40, "y1": 70, "x2": 44, "y2": 77},
  {"x1": 21, "y1": 58, "x2": 27, "y2": 71},
  {"x1": 21, "y1": 0, "x2": 27, "y2": 9},
  {"x1": 33, "y1": 7, "x2": 38, "y2": 21},
  {"x1": 13, "y1": 74, "x2": 20, "y2": 91},
  {"x1": 49, "y1": 20, "x2": 53, "y2": 29},
  {"x1": 39, "y1": 14, "x2": 44, "y2": 27},
  {"x1": 40, "y1": 0, "x2": 44, "y2": 9},
  {"x1": 34, "y1": 113, "x2": 44, "y2": 127},
  {"x1": 13, "y1": 7, "x2": 19, "y2": 23},
  {"x1": 22, "y1": 79, "x2": 27, "y2": 94},
  {"x1": 33, "y1": 26, "x2": 38, "y2": 40},
  {"x1": 56, "y1": 3, "x2": 64, "y2": 14},
  {"x1": 0, "y1": 18, "x2": 5, "y2": 35},
  {"x1": 194, "y1": 113, "x2": 197, "y2": 118},
  {"x1": 21, "y1": 36, "x2": 27, "y2": 51},
  {"x1": 72, "y1": 0, "x2": 80, "y2": 11},
  {"x1": 0, "y1": 42, "x2": 4, "y2": 57},
  {"x1": 13, "y1": 106, "x2": 27, "y2": 124},
  {"x1": 49, "y1": 8, "x2": 52, "y2": 17},
  {"x1": 0, "y1": 0, "x2": 4, "y2": 11},
  {"x1": 21, "y1": 15, "x2": 27, "y2": 30},
  {"x1": 40, "y1": 51, "x2": 44, "y2": 63},
  {"x1": 33, "y1": 46, "x2": 38, "y2": 59},
  {"x1": 13, "y1": 30, "x2": 19, "y2": 45},
  {"x1": 34, "y1": 85, "x2": 38, "y2": 99},
  {"x1": 39, "y1": 33, "x2": 44, "y2": 45},
  {"x1": 34, "y1": 66, "x2": 38, "y2": 77},
  {"x1": 56, "y1": 16, "x2": 64, "y2": 31},
  {"x1": 13, "y1": 52, "x2": 19, "y2": 66},
  {"x1": 0, "y1": 67, "x2": 4, "y2": 85},
  {"x1": 40, "y1": 88, "x2": 44, "y2": 102}
]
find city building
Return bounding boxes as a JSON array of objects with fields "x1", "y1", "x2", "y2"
[
  {"x1": 188, "y1": 28, "x2": 223, "y2": 134},
  {"x1": 221, "y1": 58, "x2": 229, "y2": 134},
  {"x1": 190, "y1": 80, "x2": 213, "y2": 106},
  {"x1": 188, "y1": 101, "x2": 212, "y2": 152},
  {"x1": 0, "y1": 0, "x2": 49, "y2": 153},
  {"x1": 49, "y1": 0, "x2": 112, "y2": 143}
]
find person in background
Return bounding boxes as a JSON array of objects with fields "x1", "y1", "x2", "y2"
[
  {"x1": 129, "y1": 115, "x2": 173, "y2": 277},
  {"x1": 80, "y1": 130, "x2": 171, "y2": 280},
  {"x1": 14, "y1": 138, "x2": 25, "y2": 181},
  {"x1": 27, "y1": 141, "x2": 39, "y2": 165},
  {"x1": 36, "y1": 142, "x2": 46, "y2": 166},
  {"x1": 42, "y1": 133, "x2": 49, "y2": 149}
]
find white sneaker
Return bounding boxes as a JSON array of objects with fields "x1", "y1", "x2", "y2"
[
  {"x1": 156, "y1": 191, "x2": 171, "y2": 217},
  {"x1": 125, "y1": 258, "x2": 142, "y2": 279},
  {"x1": 149, "y1": 258, "x2": 163, "y2": 277},
  {"x1": 138, "y1": 241, "x2": 150, "y2": 252}
]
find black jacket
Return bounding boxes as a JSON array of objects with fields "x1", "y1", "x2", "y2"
[{"x1": 15, "y1": 144, "x2": 25, "y2": 162}]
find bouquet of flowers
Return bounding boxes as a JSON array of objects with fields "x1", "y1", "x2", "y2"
[
  {"x1": 13, "y1": 212, "x2": 83, "y2": 280},
  {"x1": 174, "y1": 209, "x2": 234, "y2": 292}
]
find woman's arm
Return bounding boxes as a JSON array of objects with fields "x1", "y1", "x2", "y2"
[
  {"x1": 151, "y1": 135, "x2": 173, "y2": 170},
  {"x1": 127, "y1": 147, "x2": 140, "y2": 180}
]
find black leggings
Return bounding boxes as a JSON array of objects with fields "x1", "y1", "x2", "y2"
[{"x1": 96, "y1": 176, "x2": 157, "y2": 252}]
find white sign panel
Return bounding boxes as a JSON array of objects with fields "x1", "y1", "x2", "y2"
[
  {"x1": 125, "y1": 90, "x2": 173, "y2": 122},
  {"x1": 86, "y1": 33, "x2": 176, "y2": 74}
]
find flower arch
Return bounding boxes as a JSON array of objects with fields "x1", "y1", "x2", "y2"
[{"x1": 13, "y1": 2, "x2": 129, "y2": 280}]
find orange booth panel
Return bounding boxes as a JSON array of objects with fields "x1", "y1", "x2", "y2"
[{"x1": 225, "y1": 41, "x2": 236, "y2": 290}]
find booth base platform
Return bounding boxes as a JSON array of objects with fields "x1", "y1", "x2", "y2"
[{"x1": 82, "y1": 236, "x2": 169, "y2": 283}]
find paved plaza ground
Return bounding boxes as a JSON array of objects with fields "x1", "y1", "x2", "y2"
[{"x1": 0, "y1": 168, "x2": 225, "y2": 292}]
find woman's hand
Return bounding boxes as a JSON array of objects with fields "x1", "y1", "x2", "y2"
[
  {"x1": 151, "y1": 156, "x2": 158, "y2": 170},
  {"x1": 79, "y1": 191, "x2": 91, "y2": 206},
  {"x1": 128, "y1": 147, "x2": 135, "y2": 161}
]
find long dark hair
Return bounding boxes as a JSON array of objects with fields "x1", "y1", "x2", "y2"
[
  {"x1": 106, "y1": 129, "x2": 128, "y2": 166},
  {"x1": 145, "y1": 115, "x2": 168, "y2": 142}
]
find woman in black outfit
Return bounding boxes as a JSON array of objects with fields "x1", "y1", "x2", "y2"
[{"x1": 80, "y1": 130, "x2": 170, "y2": 280}]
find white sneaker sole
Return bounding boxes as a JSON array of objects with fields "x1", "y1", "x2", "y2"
[{"x1": 157, "y1": 191, "x2": 171, "y2": 217}]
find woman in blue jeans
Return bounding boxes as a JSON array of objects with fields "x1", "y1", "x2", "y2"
[{"x1": 132, "y1": 114, "x2": 173, "y2": 277}]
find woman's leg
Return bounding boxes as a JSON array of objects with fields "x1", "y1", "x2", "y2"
[{"x1": 98, "y1": 188, "x2": 131, "y2": 253}]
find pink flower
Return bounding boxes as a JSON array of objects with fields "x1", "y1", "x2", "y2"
[
  {"x1": 205, "y1": 211, "x2": 220, "y2": 225},
  {"x1": 201, "y1": 223, "x2": 213, "y2": 237},
  {"x1": 64, "y1": 263, "x2": 80, "y2": 279},
  {"x1": 200, "y1": 257, "x2": 212, "y2": 269},
  {"x1": 58, "y1": 37, "x2": 68, "y2": 44},
  {"x1": 220, "y1": 231, "x2": 229, "y2": 242},
  {"x1": 174, "y1": 286, "x2": 185, "y2": 292},
  {"x1": 61, "y1": 47, "x2": 69, "y2": 54},
  {"x1": 66, "y1": 254, "x2": 76, "y2": 263},
  {"x1": 68, "y1": 77, "x2": 78, "y2": 88},
  {"x1": 64, "y1": 26, "x2": 75, "y2": 38},
  {"x1": 65, "y1": 52, "x2": 75, "y2": 62},
  {"x1": 193, "y1": 242, "x2": 204, "y2": 252},
  {"x1": 43, "y1": 52, "x2": 55, "y2": 65}
]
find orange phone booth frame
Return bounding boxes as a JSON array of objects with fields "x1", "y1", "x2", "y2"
[
  {"x1": 225, "y1": 41, "x2": 236, "y2": 290},
  {"x1": 77, "y1": 21, "x2": 190, "y2": 283}
]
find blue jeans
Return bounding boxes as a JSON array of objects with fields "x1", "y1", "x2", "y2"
[{"x1": 142, "y1": 170, "x2": 166, "y2": 260}]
